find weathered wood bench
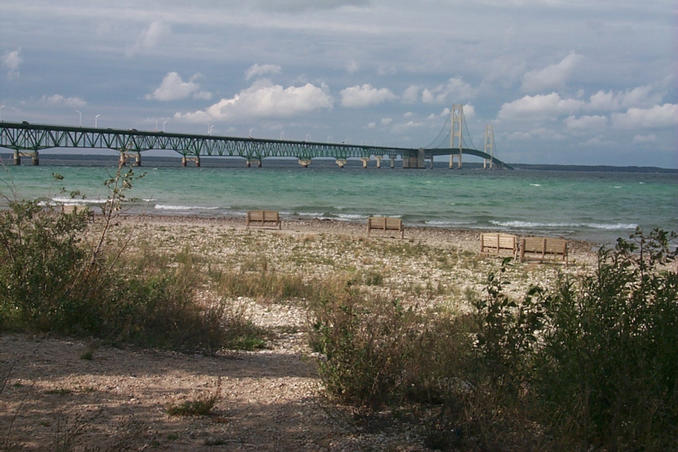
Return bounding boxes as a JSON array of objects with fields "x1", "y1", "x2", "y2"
[
  {"x1": 61, "y1": 204, "x2": 89, "y2": 214},
  {"x1": 480, "y1": 233, "x2": 518, "y2": 257},
  {"x1": 519, "y1": 236, "x2": 568, "y2": 265},
  {"x1": 366, "y1": 216, "x2": 404, "y2": 239},
  {"x1": 246, "y1": 210, "x2": 281, "y2": 230}
]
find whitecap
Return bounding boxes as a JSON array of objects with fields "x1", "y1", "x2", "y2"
[{"x1": 154, "y1": 204, "x2": 219, "y2": 211}]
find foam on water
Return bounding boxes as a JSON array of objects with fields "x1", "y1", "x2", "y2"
[
  {"x1": 491, "y1": 220, "x2": 638, "y2": 230},
  {"x1": 155, "y1": 204, "x2": 220, "y2": 211}
]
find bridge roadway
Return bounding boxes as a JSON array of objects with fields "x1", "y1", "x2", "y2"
[{"x1": 0, "y1": 121, "x2": 511, "y2": 169}]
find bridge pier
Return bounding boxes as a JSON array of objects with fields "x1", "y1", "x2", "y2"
[
  {"x1": 181, "y1": 156, "x2": 201, "y2": 167},
  {"x1": 335, "y1": 159, "x2": 347, "y2": 168},
  {"x1": 390, "y1": 156, "x2": 395, "y2": 168},
  {"x1": 298, "y1": 158, "x2": 311, "y2": 168},
  {"x1": 403, "y1": 149, "x2": 425, "y2": 169},
  {"x1": 246, "y1": 159, "x2": 262, "y2": 168},
  {"x1": 375, "y1": 156, "x2": 382, "y2": 168},
  {"x1": 360, "y1": 157, "x2": 370, "y2": 168},
  {"x1": 119, "y1": 151, "x2": 141, "y2": 167},
  {"x1": 449, "y1": 153, "x2": 462, "y2": 169},
  {"x1": 13, "y1": 150, "x2": 40, "y2": 165}
]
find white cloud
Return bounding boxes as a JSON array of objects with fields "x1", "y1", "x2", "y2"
[
  {"x1": 367, "y1": 121, "x2": 376, "y2": 128},
  {"x1": 521, "y1": 51, "x2": 583, "y2": 93},
  {"x1": 402, "y1": 85, "x2": 420, "y2": 104},
  {"x1": 245, "y1": 63, "x2": 282, "y2": 80},
  {"x1": 633, "y1": 134, "x2": 657, "y2": 144},
  {"x1": 421, "y1": 77, "x2": 475, "y2": 104},
  {"x1": 612, "y1": 104, "x2": 678, "y2": 129},
  {"x1": 345, "y1": 60, "x2": 359, "y2": 74},
  {"x1": 127, "y1": 21, "x2": 170, "y2": 56},
  {"x1": 498, "y1": 92, "x2": 585, "y2": 120},
  {"x1": 392, "y1": 120, "x2": 424, "y2": 132},
  {"x1": 380, "y1": 117, "x2": 392, "y2": 126},
  {"x1": 41, "y1": 94, "x2": 86, "y2": 108},
  {"x1": 462, "y1": 104, "x2": 475, "y2": 119},
  {"x1": 587, "y1": 85, "x2": 663, "y2": 111},
  {"x1": 508, "y1": 127, "x2": 566, "y2": 141},
  {"x1": 175, "y1": 80, "x2": 333, "y2": 122},
  {"x1": 564, "y1": 114, "x2": 607, "y2": 131},
  {"x1": 2, "y1": 49, "x2": 21, "y2": 79},
  {"x1": 146, "y1": 72, "x2": 211, "y2": 101},
  {"x1": 340, "y1": 84, "x2": 397, "y2": 108}
]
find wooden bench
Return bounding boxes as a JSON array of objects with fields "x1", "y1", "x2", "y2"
[
  {"x1": 366, "y1": 216, "x2": 404, "y2": 239},
  {"x1": 61, "y1": 204, "x2": 89, "y2": 214},
  {"x1": 519, "y1": 236, "x2": 568, "y2": 265},
  {"x1": 246, "y1": 210, "x2": 281, "y2": 230},
  {"x1": 480, "y1": 233, "x2": 518, "y2": 257}
]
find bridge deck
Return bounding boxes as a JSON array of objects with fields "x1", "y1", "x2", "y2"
[{"x1": 0, "y1": 121, "x2": 511, "y2": 168}]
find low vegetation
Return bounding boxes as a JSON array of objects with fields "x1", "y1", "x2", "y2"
[
  {"x1": 0, "y1": 167, "x2": 264, "y2": 353},
  {"x1": 308, "y1": 228, "x2": 678, "y2": 450}
]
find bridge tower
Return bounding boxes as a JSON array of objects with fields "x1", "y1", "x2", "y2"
[
  {"x1": 449, "y1": 104, "x2": 463, "y2": 169},
  {"x1": 483, "y1": 124, "x2": 495, "y2": 169}
]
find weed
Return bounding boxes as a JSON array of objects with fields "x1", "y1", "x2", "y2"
[{"x1": 167, "y1": 378, "x2": 221, "y2": 416}]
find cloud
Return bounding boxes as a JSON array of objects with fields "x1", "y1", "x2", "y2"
[
  {"x1": 612, "y1": 104, "x2": 678, "y2": 129},
  {"x1": 345, "y1": 60, "x2": 359, "y2": 74},
  {"x1": 462, "y1": 104, "x2": 475, "y2": 119},
  {"x1": 421, "y1": 77, "x2": 475, "y2": 104},
  {"x1": 633, "y1": 134, "x2": 656, "y2": 144},
  {"x1": 127, "y1": 21, "x2": 170, "y2": 56},
  {"x1": 508, "y1": 127, "x2": 566, "y2": 141},
  {"x1": 145, "y1": 72, "x2": 212, "y2": 101},
  {"x1": 41, "y1": 94, "x2": 86, "y2": 108},
  {"x1": 521, "y1": 51, "x2": 583, "y2": 92},
  {"x1": 564, "y1": 114, "x2": 607, "y2": 131},
  {"x1": 498, "y1": 92, "x2": 585, "y2": 120},
  {"x1": 340, "y1": 84, "x2": 397, "y2": 108},
  {"x1": 380, "y1": 117, "x2": 392, "y2": 126},
  {"x1": 587, "y1": 85, "x2": 664, "y2": 111},
  {"x1": 402, "y1": 85, "x2": 420, "y2": 104},
  {"x1": 392, "y1": 120, "x2": 424, "y2": 132},
  {"x1": 174, "y1": 80, "x2": 333, "y2": 122},
  {"x1": 252, "y1": 0, "x2": 369, "y2": 12},
  {"x1": 2, "y1": 48, "x2": 21, "y2": 79},
  {"x1": 245, "y1": 63, "x2": 282, "y2": 80}
]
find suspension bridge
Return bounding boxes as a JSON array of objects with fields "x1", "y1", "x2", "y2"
[{"x1": 0, "y1": 105, "x2": 511, "y2": 169}]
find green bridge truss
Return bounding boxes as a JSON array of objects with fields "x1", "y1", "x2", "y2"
[{"x1": 0, "y1": 121, "x2": 511, "y2": 169}]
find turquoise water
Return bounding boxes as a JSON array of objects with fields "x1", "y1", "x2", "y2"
[{"x1": 1, "y1": 156, "x2": 676, "y2": 244}]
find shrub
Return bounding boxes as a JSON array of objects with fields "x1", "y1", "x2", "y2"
[
  {"x1": 530, "y1": 228, "x2": 678, "y2": 450},
  {"x1": 0, "y1": 166, "x2": 255, "y2": 353},
  {"x1": 310, "y1": 228, "x2": 678, "y2": 450}
]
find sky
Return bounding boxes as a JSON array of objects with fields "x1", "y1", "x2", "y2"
[{"x1": 1, "y1": 0, "x2": 676, "y2": 167}]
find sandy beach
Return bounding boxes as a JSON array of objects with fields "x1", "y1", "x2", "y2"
[{"x1": 1, "y1": 215, "x2": 599, "y2": 450}]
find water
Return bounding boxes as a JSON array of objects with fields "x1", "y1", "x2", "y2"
[{"x1": 1, "y1": 154, "x2": 676, "y2": 244}]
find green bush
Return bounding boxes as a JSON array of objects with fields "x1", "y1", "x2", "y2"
[
  {"x1": 0, "y1": 196, "x2": 245, "y2": 353},
  {"x1": 310, "y1": 228, "x2": 678, "y2": 450},
  {"x1": 529, "y1": 229, "x2": 678, "y2": 450},
  {"x1": 0, "y1": 201, "x2": 90, "y2": 331}
]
